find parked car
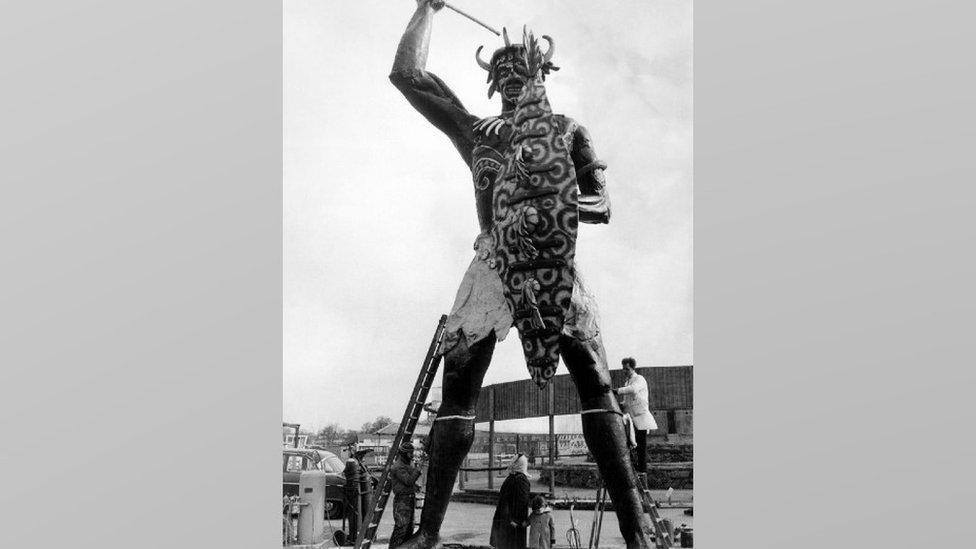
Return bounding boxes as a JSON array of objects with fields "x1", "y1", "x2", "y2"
[{"x1": 283, "y1": 448, "x2": 346, "y2": 519}]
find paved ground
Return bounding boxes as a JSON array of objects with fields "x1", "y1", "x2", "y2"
[{"x1": 322, "y1": 500, "x2": 693, "y2": 548}]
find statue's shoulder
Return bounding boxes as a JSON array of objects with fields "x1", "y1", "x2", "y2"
[
  {"x1": 561, "y1": 113, "x2": 585, "y2": 126},
  {"x1": 549, "y1": 114, "x2": 582, "y2": 149},
  {"x1": 550, "y1": 113, "x2": 581, "y2": 132}
]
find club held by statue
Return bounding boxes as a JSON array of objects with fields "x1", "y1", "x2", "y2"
[{"x1": 436, "y1": 1, "x2": 502, "y2": 36}]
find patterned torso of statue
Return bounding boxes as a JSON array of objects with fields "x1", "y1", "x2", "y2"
[{"x1": 491, "y1": 100, "x2": 580, "y2": 386}]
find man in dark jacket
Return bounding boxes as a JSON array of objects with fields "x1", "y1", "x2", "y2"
[
  {"x1": 490, "y1": 454, "x2": 531, "y2": 549},
  {"x1": 390, "y1": 442, "x2": 422, "y2": 547}
]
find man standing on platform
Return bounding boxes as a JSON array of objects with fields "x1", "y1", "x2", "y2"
[
  {"x1": 390, "y1": 442, "x2": 422, "y2": 547},
  {"x1": 614, "y1": 358, "x2": 657, "y2": 473}
]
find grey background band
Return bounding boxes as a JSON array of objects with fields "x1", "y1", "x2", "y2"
[
  {"x1": 1, "y1": 1, "x2": 282, "y2": 548},
  {"x1": 697, "y1": 2, "x2": 976, "y2": 547}
]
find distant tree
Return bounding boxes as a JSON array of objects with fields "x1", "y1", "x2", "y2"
[
  {"x1": 359, "y1": 415, "x2": 394, "y2": 434},
  {"x1": 316, "y1": 423, "x2": 347, "y2": 445}
]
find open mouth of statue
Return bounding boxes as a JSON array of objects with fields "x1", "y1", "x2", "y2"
[{"x1": 503, "y1": 82, "x2": 524, "y2": 98}]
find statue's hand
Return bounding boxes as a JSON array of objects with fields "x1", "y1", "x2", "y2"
[{"x1": 417, "y1": 0, "x2": 445, "y2": 11}]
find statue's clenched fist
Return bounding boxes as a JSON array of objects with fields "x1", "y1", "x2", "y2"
[{"x1": 417, "y1": 0, "x2": 445, "y2": 11}]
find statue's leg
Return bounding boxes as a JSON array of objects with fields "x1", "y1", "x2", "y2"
[
  {"x1": 402, "y1": 332, "x2": 496, "y2": 549},
  {"x1": 560, "y1": 333, "x2": 654, "y2": 549}
]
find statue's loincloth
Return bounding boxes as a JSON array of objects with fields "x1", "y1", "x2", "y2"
[{"x1": 443, "y1": 234, "x2": 600, "y2": 354}]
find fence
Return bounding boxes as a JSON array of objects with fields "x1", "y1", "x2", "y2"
[{"x1": 467, "y1": 366, "x2": 693, "y2": 495}]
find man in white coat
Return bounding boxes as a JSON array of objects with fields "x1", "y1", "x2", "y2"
[{"x1": 613, "y1": 357, "x2": 657, "y2": 473}]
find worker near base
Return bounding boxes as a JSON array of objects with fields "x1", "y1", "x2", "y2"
[{"x1": 390, "y1": 442, "x2": 422, "y2": 548}]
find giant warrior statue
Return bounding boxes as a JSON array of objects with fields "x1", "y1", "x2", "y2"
[{"x1": 388, "y1": 1, "x2": 654, "y2": 547}]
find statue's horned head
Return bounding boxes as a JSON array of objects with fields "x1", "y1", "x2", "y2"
[{"x1": 476, "y1": 26, "x2": 559, "y2": 100}]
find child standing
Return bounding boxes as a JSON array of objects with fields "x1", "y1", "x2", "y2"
[{"x1": 527, "y1": 495, "x2": 556, "y2": 549}]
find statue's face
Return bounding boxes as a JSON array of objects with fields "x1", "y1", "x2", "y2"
[{"x1": 492, "y1": 49, "x2": 530, "y2": 103}]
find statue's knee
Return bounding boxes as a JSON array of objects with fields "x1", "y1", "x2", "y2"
[
  {"x1": 581, "y1": 373, "x2": 613, "y2": 402},
  {"x1": 439, "y1": 378, "x2": 479, "y2": 415},
  {"x1": 560, "y1": 335, "x2": 612, "y2": 394},
  {"x1": 429, "y1": 415, "x2": 475, "y2": 440}
]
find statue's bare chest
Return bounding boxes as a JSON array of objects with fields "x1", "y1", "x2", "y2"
[{"x1": 470, "y1": 117, "x2": 513, "y2": 230}]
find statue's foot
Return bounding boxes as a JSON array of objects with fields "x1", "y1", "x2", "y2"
[{"x1": 395, "y1": 531, "x2": 441, "y2": 549}]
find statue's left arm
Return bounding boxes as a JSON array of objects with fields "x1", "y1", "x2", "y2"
[{"x1": 571, "y1": 124, "x2": 611, "y2": 224}]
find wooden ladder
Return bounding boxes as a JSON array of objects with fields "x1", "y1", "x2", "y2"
[
  {"x1": 354, "y1": 315, "x2": 448, "y2": 549},
  {"x1": 637, "y1": 473, "x2": 674, "y2": 548}
]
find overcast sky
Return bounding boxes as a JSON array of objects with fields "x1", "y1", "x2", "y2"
[{"x1": 284, "y1": 0, "x2": 692, "y2": 432}]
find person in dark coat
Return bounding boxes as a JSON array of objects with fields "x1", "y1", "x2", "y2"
[
  {"x1": 490, "y1": 454, "x2": 531, "y2": 549},
  {"x1": 390, "y1": 442, "x2": 422, "y2": 548}
]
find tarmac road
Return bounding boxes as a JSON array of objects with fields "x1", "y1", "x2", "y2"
[{"x1": 323, "y1": 501, "x2": 694, "y2": 548}]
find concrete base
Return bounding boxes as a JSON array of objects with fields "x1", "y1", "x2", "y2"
[
  {"x1": 361, "y1": 546, "x2": 492, "y2": 549},
  {"x1": 318, "y1": 501, "x2": 693, "y2": 549},
  {"x1": 284, "y1": 539, "x2": 330, "y2": 549}
]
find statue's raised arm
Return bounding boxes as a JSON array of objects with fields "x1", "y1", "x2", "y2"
[{"x1": 389, "y1": 0, "x2": 478, "y2": 164}]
